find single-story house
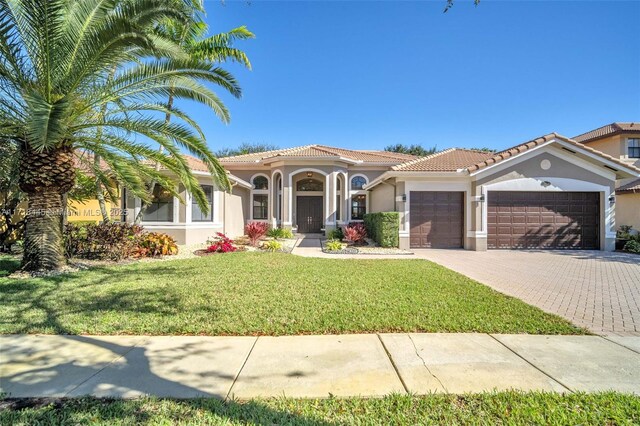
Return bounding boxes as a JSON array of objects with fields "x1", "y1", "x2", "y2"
[{"x1": 121, "y1": 133, "x2": 640, "y2": 251}]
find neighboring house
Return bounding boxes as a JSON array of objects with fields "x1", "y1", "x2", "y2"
[
  {"x1": 573, "y1": 122, "x2": 640, "y2": 232},
  {"x1": 120, "y1": 135, "x2": 639, "y2": 251}
]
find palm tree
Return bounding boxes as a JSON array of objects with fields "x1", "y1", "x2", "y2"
[
  {"x1": 134, "y1": 5, "x2": 254, "y2": 222},
  {"x1": 0, "y1": 0, "x2": 240, "y2": 271}
]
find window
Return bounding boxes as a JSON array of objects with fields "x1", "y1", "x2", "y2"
[
  {"x1": 629, "y1": 139, "x2": 640, "y2": 158},
  {"x1": 192, "y1": 185, "x2": 213, "y2": 222},
  {"x1": 296, "y1": 178, "x2": 323, "y2": 191},
  {"x1": 144, "y1": 185, "x2": 173, "y2": 222},
  {"x1": 253, "y1": 194, "x2": 268, "y2": 220},
  {"x1": 336, "y1": 195, "x2": 341, "y2": 222},
  {"x1": 351, "y1": 194, "x2": 366, "y2": 220},
  {"x1": 351, "y1": 176, "x2": 367, "y2": 190},
  {"x1": 253, "y1": 176, "x2": 269, "y2": 190}
]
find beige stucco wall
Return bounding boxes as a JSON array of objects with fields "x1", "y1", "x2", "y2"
[
  {"x1": 585, "y1": 135, "x2": 625, "y2": 159},
  {"x1": 616, "y1": 193, "x2": 640, "y2": 231},
  {"x1": 224, "y1": 186, "x2": 249, "y2": 238},
  {"x1": 370, "y1": 181, "x2": 395, "y2": 213}
]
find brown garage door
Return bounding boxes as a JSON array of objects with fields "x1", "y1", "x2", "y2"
[
  {"x1": 410, "y1": 191, "x2": 464, "y2": 248},
  {"x1": 487, "y1": 191, "x2": 599, "y2": 249}
]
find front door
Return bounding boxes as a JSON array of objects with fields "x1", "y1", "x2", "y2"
[{"x1": 297, "y1": 196, "x2": 323, "y2": 233}]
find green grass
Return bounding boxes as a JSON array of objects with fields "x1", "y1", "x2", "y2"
[
  {"x1": 2, "y1": 392, "x2": 638, "y2": 425},
  {"x1": 0, "y1": 252, "x2": 584, "y2": 335}
]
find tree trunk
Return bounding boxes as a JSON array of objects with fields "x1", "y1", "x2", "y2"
[
  {"x1": 19, "y1": 145, "x2": 75, "y2": 272},
  {"x1": 95, "y1": 155, "x2": 110, "y2": 223},
  {"x1": 22, "y1": 191, "x2": 66, "y2": 271}
]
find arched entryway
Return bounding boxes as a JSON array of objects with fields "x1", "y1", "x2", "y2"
[{"x1": 296, "y1": 176, "x2": 324, "y2": 233}]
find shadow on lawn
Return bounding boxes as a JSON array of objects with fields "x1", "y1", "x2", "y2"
[
  {"x1": 0, "y1": 263, "x2": 333, "y2": 425},
  {"x1": 0, "y1": 263, "x2": 209, "y2": 334}
]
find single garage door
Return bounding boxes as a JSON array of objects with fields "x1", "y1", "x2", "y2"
[
  {"x1": 410, "y1": 191, "x2": 464, "y2": 248},
  {"x1": 487, "y1": 191, "x2": 599, "y2": 249}
]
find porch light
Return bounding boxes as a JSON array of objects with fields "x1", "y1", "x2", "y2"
[
  {"x1": 609, "y1": 194, "x2": 616, "y2": 204},
  {"x1": 306, "y1": 172, "x2": 313, "y2": 178},
  {"x1": 401, "y1": 194, "x2": 407, "y2": 202},
  {"x1": 478, "y1": 194, "x2": 485, "y2": 202}
]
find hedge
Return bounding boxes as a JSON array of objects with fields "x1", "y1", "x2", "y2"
[{"x1": 363, "y1": 212, "x2": 399, "y2": 248}]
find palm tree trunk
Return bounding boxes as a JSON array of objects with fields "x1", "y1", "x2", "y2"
[
  {"x1": 135, "y1": 92, "x2": 174, "y2": 224},
  {"x1": 95, "y1": 155, "x2": 110, "y2": 223},
  {"x1": 22, "y1": 191, "x2": 66, "y2": 271}
]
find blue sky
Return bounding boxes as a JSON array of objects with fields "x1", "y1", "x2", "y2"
[{"x1": 192, "y1": 0, "x2": 640, "y2": 153}]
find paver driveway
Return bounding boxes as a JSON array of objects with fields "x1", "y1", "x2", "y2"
[{"x1": 414, "y1": 250, "x2": 640, "y2": 335}]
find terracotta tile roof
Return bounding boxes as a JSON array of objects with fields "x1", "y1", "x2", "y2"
[
  {"x1": 182, "y1": 155, "x2": 209, "y2": 172},
  {"x1": 218, "y1": 145, "x2": 416, "y2": 164},
  {"x1": 573, "y1": 122, "x2": 640, "y2": 143},
  {"x1": 617, "y1": 178, "x2": 640, "y2": 194},
  {"x1": 389, "y1": 133, "x2": 640, "y2": 175},
  {"x1": 466, "y1": 133, "x2": 640, "y2": 174},
  {"x1": 391, "y1": 148, "x2": 495, "y2": 172}
]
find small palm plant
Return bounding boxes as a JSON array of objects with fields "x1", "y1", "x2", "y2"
[{"x1": 0, "y1": 0, "x2": 242, "y2": 271}]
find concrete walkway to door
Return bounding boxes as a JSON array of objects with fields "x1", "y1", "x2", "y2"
[{"x1": 414, "y1": 249, "x2": 640, "y2": 336}]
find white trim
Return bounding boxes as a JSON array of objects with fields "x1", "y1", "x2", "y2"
[
  {"x1": 185, "y1": 191, "x2": 192, "y2": 224},
  {"x1": 554, "y1": 139, "x2": 639, "y2": 177},
  {"x1": 469, "y1": 142, "x2": 551, "y2": 177},
  {"x1": 249, "y1": 173, "x2": 270, "y2": 221},
  {"x1": 349, "y1": 174, "x2": 369, "y2": 191},
  {"x1": 143, "y1": 223, "x2": 224, "y2": 229},
  {"x1": 287, "y1": 168, "x2": 329, "y2": 228},
  {"x1": 271, "y1": 170, "x2": 283, "y2": 225},
  {"x1": 403, "y1": 180, "x2": 472, "y2": 249},
  {"x1": 469, "y1": 138, "x2": 639, "y2": 179}
]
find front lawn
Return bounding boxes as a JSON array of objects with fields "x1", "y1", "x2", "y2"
[
  {"x1": 0, "y1": 253, "x2": 583, "y2": 335},
  {"x1": 2, "y1": 392, "x2": 638, "y2": 425}
]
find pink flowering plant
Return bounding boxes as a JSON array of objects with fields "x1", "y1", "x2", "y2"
[
  {"x1": 245, "y1": 221, "x2": 269, "y2": 246},
  {"x1": 343, "y1": 223, "x2": 368, "y2": 245},
  {"x1": 206, "y1": 232, "x2": 238, "y2": 253}
]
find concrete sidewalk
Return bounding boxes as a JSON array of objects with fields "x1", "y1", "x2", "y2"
[{"x1": 2, "y1": 334, "x2": 639, "y2": 399}]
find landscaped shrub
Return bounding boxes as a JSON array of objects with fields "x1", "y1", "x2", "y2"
[
  {"x1": 134, "y1": 232, "x2": 178, "y2": 257},
  {"x1": 245, "y1": 222, "x2": 269, "y2": 246},
  {"x1": 64, "y1": 222, "x2": 142, "y2": 261},
  {"x1": 325, "y1": 239, "x2": 344, "y2": 251},
  {"x1": 364, "y1": 212, "x2": 399, "y2": 248},
  {"x1": 343, "y1": 223, "x2": 367, "y2": 245},
  {"x1": 206, "y1": 232, "x2": 237, "y2": 253},
  {"x1": 261, "y1": 240, "x2": 283, "y2": 252},
  {"x1": 623, "y1": 240, "x2": 640, "y2": 254},
  {"x1": 266, "y1": 227, "x2": 294, "y2": 240},
  {"x1": 326, "y1": 227, "x2": 344, "y2": 241},
  {"x1": 279, "y1": 228, "x2": 294, "y2": 239}
]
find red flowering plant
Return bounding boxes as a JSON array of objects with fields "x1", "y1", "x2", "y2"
[
  {"x1": 206, "y1": 232, "x2": 237, "y2": 253},
  {"x1": 343, "y1": 223, "x2": 367, "y2": 245},
  {"x1": 245, "y1": 221, "x2": 269, "y2": 246}
]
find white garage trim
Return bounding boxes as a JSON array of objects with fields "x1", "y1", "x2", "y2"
[
  {"x1": 480, "y1": 177, "x2": 613, "y2": 250},
  {"x1": 403, "y1": 180, "x2": 472, "y2": 249}
]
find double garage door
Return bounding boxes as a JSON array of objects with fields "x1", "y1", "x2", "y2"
[{"x1": 409, "y1": 191, "x2": 600, "y2": 250}]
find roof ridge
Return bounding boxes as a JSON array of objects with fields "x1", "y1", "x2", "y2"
[
  {"x1": 466, "y1": 133, "x2": 640, "y2": 174},
  {"x1": 392, "y1": 148, "x2": 456, "y2": 171},
  {"x1": 309, "y1": 145, "x2": 343, "y2": 157},
  {"x1": 218, "y1": 146, "x2": 290, "y2": 161},
  {"x1": 317, "y1": 145, "x2": 416, "y2": 161}
]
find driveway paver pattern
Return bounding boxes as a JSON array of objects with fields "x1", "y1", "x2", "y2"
[{"x1": 413, "y1": 250, "x2": 640, "y2": 335}]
